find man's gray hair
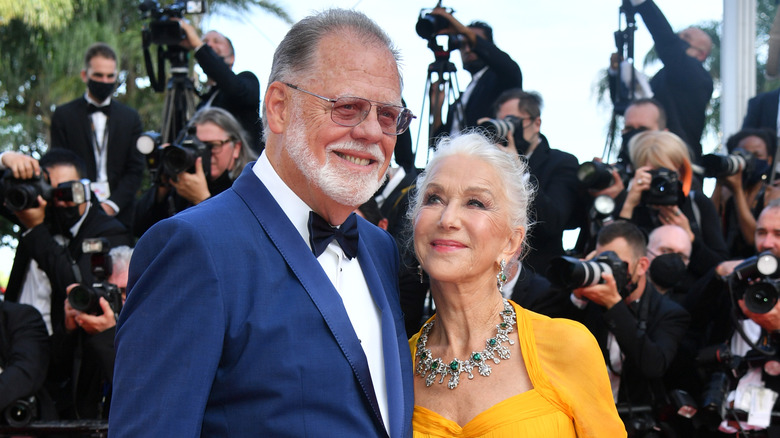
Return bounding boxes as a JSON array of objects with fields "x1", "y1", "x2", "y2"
[
  {"x1": 262, "y1": 8, "x2": 401, "y2": 141},
  {"x1": 109, "y1": 245, "x2": 134, "y2": 275}
]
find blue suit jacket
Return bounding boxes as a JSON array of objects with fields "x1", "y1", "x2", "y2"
[{"x1": 110, "y1": 165, "x2": 414, "y2": 437}]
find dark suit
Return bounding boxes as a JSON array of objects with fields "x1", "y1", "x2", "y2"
[
  {"x1": 569, "y1": 282, "x2": 690, "y2": 406},
  {"x1": 111, "y1": 165, "x2": 414, "y2": 437},
  {"x1": 742, "y1": 88, "x2": 780, "y2": 133},
  {"x1": 0, "y1": 301, "x2": 49, "y2": 412},
  {"x1": 195, "y1": 45, "x2": 262, "y2": 154},
  {"x1": 436, "y1": 36, "x2": 522, "y2": 137},
  {"x1": 4, "y1": 200, "x2": 133, "y2": 333},
  {"x1": 524, "y1": 134, "x2": 581, "y2": 275},
  {"x1": 636, "y1": 0, "x2": 713, "y2": 162},
  {"x1": 509, "y1": 266, "x2": 571, "y2": 319},
  {"x1": 50, "y1": 97, "x2": 145, "y2": 227}
]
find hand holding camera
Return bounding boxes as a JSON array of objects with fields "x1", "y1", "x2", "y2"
[
  {"x1": 169, "y1": 156, "x2": 210, "y2": 205},
  {"x1": 65, "y1": 283, "x2": 116, "y2": 334}
]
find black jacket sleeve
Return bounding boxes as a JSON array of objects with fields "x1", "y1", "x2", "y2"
[{"x1": 0, "y1": 302, "x2": 50, "y2": 411}]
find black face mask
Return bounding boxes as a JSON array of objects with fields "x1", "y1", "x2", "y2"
[
  {"x1": 87, "y1": 79, "x2": 115, "y2": 102},
  {"x1": 649, "y1": 253, "x2": 687, "y2": 290},
  {"x1": 48, "y1": 204, "x2": 84, "y2": 237},
  {"x1": 463, "y1": 57, "x2": 486, "y2": 75},
  {"x1": 619, "y1": 127, "x2": 648, "y2": 163}
]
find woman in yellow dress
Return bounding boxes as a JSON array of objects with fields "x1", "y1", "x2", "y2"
[{"x1": 408, "y1": 132, "x2": 625, "y2": 437}]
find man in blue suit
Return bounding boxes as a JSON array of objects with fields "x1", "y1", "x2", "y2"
[{"x1": 110, "y1": 9, "x2": 415, "y2": 437}]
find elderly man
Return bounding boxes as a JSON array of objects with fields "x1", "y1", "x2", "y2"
[
  {"x1": 646, "y1": 224, "x2": 692, "y2": 296},
  {"x1": 110, "y1": 9, "x2": 414, "y2": 437}
]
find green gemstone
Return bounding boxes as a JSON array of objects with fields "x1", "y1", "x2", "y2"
[
  {"x1": 500, "y1": 273, "x2": 507, "y2": 282},
  {"x1": 472, "y1": 352, "x2": 482, "y2": 362},
  {"x1": 500, "y1": 322, "x2": 508, "y2": 329},
  {"x1": 450, "y1": 360, "x2": 459, "y2": 371},
  {"x1": 432, "y1": 360, "x2": 439, "y2": 370},
  {"x1": 489, "y1": 338, "x2": 497, "y2": 346},
  {"x1": 420, "y1": 352, "x2": 427, "y2": 359},
  {"x1": 504, "y1": 310, "x2": 512, "y2": 315}
]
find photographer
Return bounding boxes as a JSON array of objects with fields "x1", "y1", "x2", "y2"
[
  {"x1": 0, "y1": 300, "x2": 54, "y2": 425},
  {"x1": 2, "y1": 149, "x2": 132, "y2": 335},
  {"x1": 615, "y1": 0, "x2": 714, "y2": 163},
  {"x1": 486, "y1": 89, "x2": 581, "y2": 274},
  {"x1": 428, "y1": 8, "x2": 522, "y2": 138},
  {"x1": 561, "y1": 221, "x2": 690, "y2": 413},
  {"x1": 50, "y1": 42, "x2": 145, "y2": 228},
  {"x1": 133, "y1": 107, "x2": 257, "y2": 237},
  {"x1": 618, "y1": 131, "x2": 728, "y2": 286},
  {"x1": 48, "y1": 245, "x2": 132, "y2": 420},
  {"x1": 177, "y1": 21, "x2": 263, "y2": 154},
  {"x1": 710, "y1": 129, "x2": 776, "y2": 259}
]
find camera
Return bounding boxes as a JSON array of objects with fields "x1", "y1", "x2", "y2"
[
  {"x1": 1, "y1": 169, "x2": 52, "y2": 211},
  {"x1": 67, "y1": 238, "x2": 122, "y2": 316},
  {"x1": 138, "y1": 0, "x2": 206, "y2": 46},
  {"x1": 415, "y1": 5, "x2": 454, "y2": 40},
  {"x1": 137, "y1": 128, "x2": 210, "y2": 180},
  {"x1": 478, "y1": 116, "x2": 521, "y2": 146},
  {"x1": 578, "y1": 161, "x2": 616, "y2": 191},
  {"x1": 2, "y1": 396, "x2": 38, "y2": 427},
  {"x1": 730, "y1": 251, "x2": 780, "y2": 314},
  {"x1": 641, "y1": 167, "x2": 681, "y2": 206},
  {"x1": 701, "y1": 148, "x2": 756, "y2": 178},
  {"x1": 547, "y1": 250, "x2": 630, "y2": 296}
]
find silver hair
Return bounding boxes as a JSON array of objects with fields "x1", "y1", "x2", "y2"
[
  {"x1": 188, "y1": 107, "x2": 258, "y2": 179},
  {"x1": 262, "y1": 8, "x2": 401, "y2": 142},
  {"x1": 109, "y1": 245, "x2": 134, "y2": 275},
  {"x1": 408, "y1": 131, "x2": 536, "y2": 259}
]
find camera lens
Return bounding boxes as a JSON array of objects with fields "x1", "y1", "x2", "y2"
[
  {"x1": 4, "y1": 398, "x2": 36, "y2": 427},
  {"x1": 578, "y1": 161, "x2": 615, "y2": 191},
  {"x1": 162, "y1": 144, "x2": 197, "y2": 176},
  {"x1": 547, "y1": 256, "x2": 610, "y2": 290},
  {"x1": 68, "y1": 285, "x2": 99, "y2": 314},
  {"x1": 744, "y1": 282, "x2": 780, "y2": 314}
]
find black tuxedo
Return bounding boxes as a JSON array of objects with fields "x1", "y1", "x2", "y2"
[
  {"x1": 195, "y1": 45, "x2": 262, "y2": 154},
  {"x1": 568, "y1": 282, "x2": 690, "y2": 406},
  {"x1": 50, "y1": 97, "x2": 145, "y2": 227},
  {"x1": 4, "y1": 200, "x2": 133, "y2": 333},
  {"x1": 636, "y1": 0, "x2": 713, "y2": 162},
  {"x1": 436, "y1": 36, "x2": 522, "y2": 137},
  {"x1": 0, "y1": 301, "x2": 50, "y2": 412},
  {"x1": 743, "y1": 88, "x2": 780, "y2": 133},
  {"x1": 524, "y1": 135, "x2": 581, "y2": 275}
]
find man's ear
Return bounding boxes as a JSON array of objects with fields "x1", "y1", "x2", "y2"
[
  {"x1": 264, "y1": 82, "x2": 289, "y2": 135},
  {"x1": 80, "y1": 69, "x2": 88, "y2": 84}
]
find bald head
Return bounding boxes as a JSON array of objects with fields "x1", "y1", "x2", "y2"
[
  {"x1": 647, "y1": 225, "x2": 692, "y2": 265},
  {"x1": 680, "y1": 27, "x2": 712, "y2": 62}
]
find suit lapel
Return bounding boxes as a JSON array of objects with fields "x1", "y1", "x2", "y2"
[{"x1": 231, "y1": 167, "x2": 388, "y2": 435}]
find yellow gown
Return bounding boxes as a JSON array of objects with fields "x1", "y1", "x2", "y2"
[{"x1": 409, "y1": 300, "x2": 626, "y2": 438}]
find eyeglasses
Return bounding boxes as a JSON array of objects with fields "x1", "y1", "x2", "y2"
[
  {"x1": 284, "y1": 83, "x2": 416, "y2": 136},
  {"x1": 648, "y1": 248, "x2": 690, "y2": 265},
  {"x1": 203, "y1": 138, "x2": 233, "y2": 154}
]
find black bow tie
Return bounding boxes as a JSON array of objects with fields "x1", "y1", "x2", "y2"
[
  {"x1": 308, "y1": 211, "x2": 359, "y2": 260},
  {"x1": 87, "y1": 103, "x2": 110, "y2": 116}
]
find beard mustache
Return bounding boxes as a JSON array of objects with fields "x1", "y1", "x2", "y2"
[{"x1": 285, "y1": 106, "x2": 387, "y2": 208}]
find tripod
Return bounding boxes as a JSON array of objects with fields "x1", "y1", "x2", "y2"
[{"x1": 417, "y1": 39, "x2": 462, "y2": 164}]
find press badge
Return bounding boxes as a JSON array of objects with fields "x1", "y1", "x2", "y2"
[{"x1": 91, "y1": 181, "x2": 110, "y2": 202}]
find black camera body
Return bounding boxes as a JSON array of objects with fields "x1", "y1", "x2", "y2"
[
  {"x1": 161, "y1": 128, "x2": 210, "y2": 178},
  {"x1": 416, "y1": 5, "x2": 454, "y2": 40},
  {"x1": 547, "y1": 250, "x2": 630, "y2": 296},
  {"x1": 67, "y1": 238, "x2": 122, "y2": 316},
  {"x1": 477, "y1": 116, "x2": 521, "y2": 147},
  {"x1": 1, "y1": 169, "x2": 52, "y2": 211},
  {"x1": 730, "y1": 251, "x2": 780, "y2": 314},
  {"x1": 139, "y1": 0, "x2": 206, "y2": 46},
  {"x1": 641, "y1": 167, "x2": 681, "y2": 206}
]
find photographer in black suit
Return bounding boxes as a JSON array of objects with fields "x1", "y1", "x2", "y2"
[
  {"x1": 428, "y1": 8, "x2": 522, "y2": 138},
  {"x1": 1, "y1": 150, "x2": 132, "y2": 335},
  {"x1": 50, "y1": 42, "x2": 145, "y2": 229},
  {"x1": 177, "y1": 21, "x2": 263, "y2": 154}
]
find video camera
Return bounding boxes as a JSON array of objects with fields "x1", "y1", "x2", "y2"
[
  {"x1": 547, "y1": 250, "x2": 630, "y2": 296},
  {"x1": 67, "y1": 238, "x2": 122, "y2": 316},
  {"x1": 415, "y1": 3, "x2": 466, "y2": 55},
  {"x1": 1, "y1": 169, "x2": 90, "y2": 211},
  {"x1": 641, "y1": 167, "x2": 681, "y2": 206},
  {"x1": 136, "y1": 126, "x2": 210, "y2": 182},
  {"x1": 138, "y1": 0, "x2": 206, "y2": 46},
  {"x1": 730, "y1": 251, "x2": 780, "y2": 314}
]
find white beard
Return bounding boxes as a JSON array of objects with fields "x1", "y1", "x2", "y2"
[{"x1": 285, "y1": 107, "x2": 386, "y2": 208}]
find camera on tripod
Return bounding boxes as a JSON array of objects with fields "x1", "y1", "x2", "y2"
[
  {"x1": 730, "y1": 251, "x2": 780, "y2": 314},
  {"x1": 547, "y1": 250, "x2": 630, "y2": 294},
  {"x1": 67, "y1": 238, "x2": 123, "y2": 316},
  {"x1": 2, "y1": 169, "x2": 90, "y2": 211},
  {"x1": 138, "y1": 0, "x2": 206, "y2": 46}
]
